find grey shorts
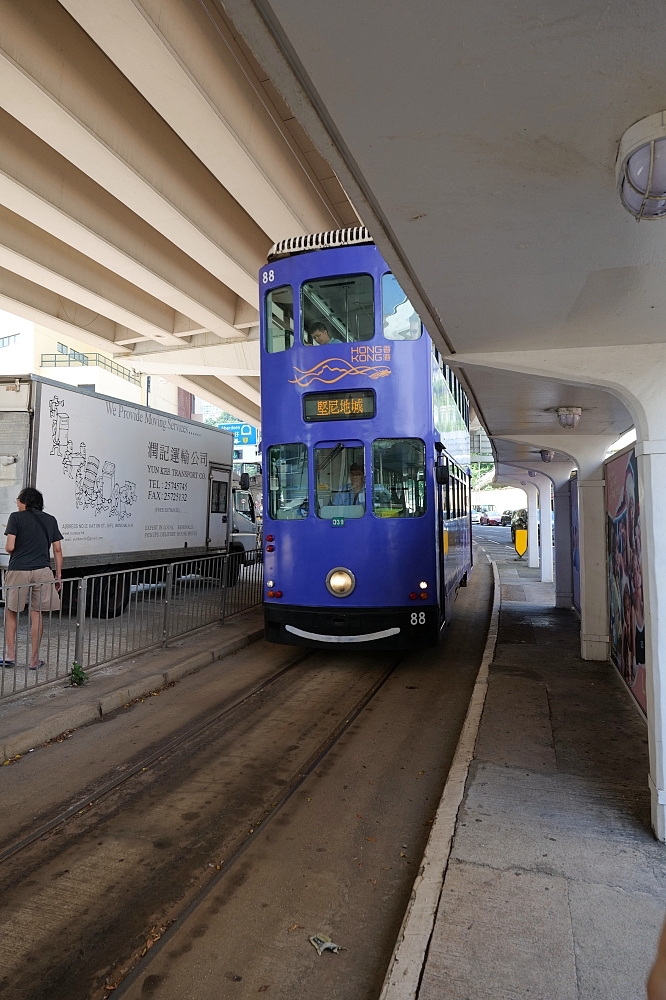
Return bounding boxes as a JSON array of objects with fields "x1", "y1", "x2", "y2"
[{"x1": 4, "y1": 568, "x2": 61, "y2": 612}]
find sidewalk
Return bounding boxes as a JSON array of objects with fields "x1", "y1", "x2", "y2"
[
  {"x1": 0, "y1": 607, "x2": 263, "y2": 761},
  {"x1": 418, "y1": 537, "x2": 665, "y2": 999}
]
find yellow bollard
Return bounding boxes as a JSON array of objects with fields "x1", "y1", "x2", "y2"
[{"x1": 514, "y1": 528, "x2": 528, "y2": 559}]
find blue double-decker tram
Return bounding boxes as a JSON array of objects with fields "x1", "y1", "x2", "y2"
[{"x1": 260, "y1": 228, "x2": 472, "y2": 649}]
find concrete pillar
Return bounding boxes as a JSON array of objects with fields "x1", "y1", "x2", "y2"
[
  {"x1": 525, "y1": 482, "x2": 539, "y2": 569},
  {"x1": 528, "y1": 471, "x2": 554, "y2": 584},
  {"x1": 636, "y1": 435, "x2": 666, "y2": 841},
  {"x1": 496, "y1": 468, "x2": 539, "y2": 568},
  {"x1": 498, "y1": 457, "x2": 575, "y2": 606}
]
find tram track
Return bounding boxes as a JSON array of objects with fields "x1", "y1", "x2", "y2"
[
  {"x1": 0, "y1": 648, "x2": 402, "y2": 1000},
  {"x1": 0, "y1": 649, "x2": 314, "y2": 869}
]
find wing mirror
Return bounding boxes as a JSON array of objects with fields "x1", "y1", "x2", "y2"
[{"x1": 435, "y1": 465, "x2": 449, "y2": 485}]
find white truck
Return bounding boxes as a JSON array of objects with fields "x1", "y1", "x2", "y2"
[{"x1": 0, "y1": 375, "x2": 258, "y2": 583}]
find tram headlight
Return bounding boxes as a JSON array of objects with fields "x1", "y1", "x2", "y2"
[
  {"x1": 326, "y1": 567, "x2": 356, "y2": 597},
  {"x1": 419, "y1": 581, "x2": 428, "y2": 590}
]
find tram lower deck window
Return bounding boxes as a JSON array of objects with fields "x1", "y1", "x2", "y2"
[
  {"x1": 302, "y1": 274, "x2": 373, "y2": 345},
  {"x1": 315, "y1": 443, "x2": 366, "y2": 518},
  {"x1": 372, "y1": 439, "x2": 426, "y2": 518},
  {"x1": 268, "y1": 443, "x2": 308, "y2": 519}
]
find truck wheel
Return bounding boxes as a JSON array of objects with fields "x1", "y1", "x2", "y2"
[
  {"x1": 226, "y1": 548, "x2": 243, "y2": 587},
  {"x1": 88, "y1": 575, "x2": 131, "y2": 619}
]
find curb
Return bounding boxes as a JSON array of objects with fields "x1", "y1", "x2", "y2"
[
  {"x1": 2, "y1": 627, "x2": 264, "y2": 762},
  {"x1": 378, "y1": 557, "x2": 501, "y2": 1000}
]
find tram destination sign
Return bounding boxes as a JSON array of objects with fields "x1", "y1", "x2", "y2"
[{"x1": 303, "y1": 389, "x2": 375, "y2": 422}]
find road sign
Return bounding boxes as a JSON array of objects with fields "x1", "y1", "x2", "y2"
[
  {"x1": 514, "y1": 528, "x2": 528, "y2": 558},
  {"x1": 218, "y1": 422, "x2": 257, "y2": 445}
]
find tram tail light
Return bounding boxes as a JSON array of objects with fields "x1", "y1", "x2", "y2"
[
  {"x1": 420, "y1": 592, "x2": 428, "y2": 600},
  {"x1": 266, "y1": 544, "x2": 275, "y2": 552},
  {"x1": 267, "y1": 590, "x2": 274, "y2": 597},
  {"x1": 409, "y1": 592, "x2": 417, "y2": 600},
  {"x1": 274, "y1": 590, "x2": 283, "y2": 598},
  {"x1": 266, "y1": 534, "x2": 274, "y2": 541}
]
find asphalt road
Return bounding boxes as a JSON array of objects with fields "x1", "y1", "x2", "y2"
[{"x1": 0, "y1": 554, "x2": 492, "y2": 1000}]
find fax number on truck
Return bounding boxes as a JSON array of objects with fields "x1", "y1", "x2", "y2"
[{"x1": 148, "y1": 491, "x2": 188, "y2": 502}]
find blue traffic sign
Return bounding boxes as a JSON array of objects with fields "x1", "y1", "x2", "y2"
[{"x1": 218, "y1": 422, "x2": 258, "y2": 445}]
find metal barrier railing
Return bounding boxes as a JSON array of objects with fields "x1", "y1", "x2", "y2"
[{"x1": 0, "y1": 548, "x2": 263, "y2": 700}]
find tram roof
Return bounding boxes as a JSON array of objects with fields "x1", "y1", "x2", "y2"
[{"x1": 267, "y1": 226, "x2": 374, "y2": 262}]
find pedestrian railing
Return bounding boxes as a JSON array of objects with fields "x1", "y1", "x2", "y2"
[{"x1": 0, "y1": 548, "x2": 263, "y2": 701}]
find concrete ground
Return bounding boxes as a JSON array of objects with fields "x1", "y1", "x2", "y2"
[{"x1": 418, "y1": 527, "x2": 665, "y2": 1000}]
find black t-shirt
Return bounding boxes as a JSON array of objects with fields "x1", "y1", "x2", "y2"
[{"x1": 5, "y1": 509, "x2": 63, "y2": 571}]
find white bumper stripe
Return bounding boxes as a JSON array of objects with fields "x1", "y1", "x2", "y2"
[{"x1": 284, "y1": 625, "x2": 401, "y2": 644}]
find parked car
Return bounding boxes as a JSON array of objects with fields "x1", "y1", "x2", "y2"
[
  {"x1": 500, "y1": 509, "x2": 513, "y2": 526},
  {"x1": 480, "y1": 510, "x2": 502, "y2": 526},
  {"x1": 471, "y1": 509, "x2": 481, "y2": 524},
  {"x1": 510, "y1": 508, "x2": 528, "y2": 542}
]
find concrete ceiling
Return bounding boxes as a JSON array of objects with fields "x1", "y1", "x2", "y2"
[
  {"x1": 0, "y1": 0, "x2": 358, "y2": 422},
  {"x1": 222, "y1": 0, "x2": 666, "y2": 449}
]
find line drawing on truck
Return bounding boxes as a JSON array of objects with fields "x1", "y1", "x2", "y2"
[{"x1": 48, "y1": 395, "x2": 137, "y2": 520}]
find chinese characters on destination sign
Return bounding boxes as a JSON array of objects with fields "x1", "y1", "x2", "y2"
[{"x1": 303, "y1": 389, "x2": 375, "y2": 422}]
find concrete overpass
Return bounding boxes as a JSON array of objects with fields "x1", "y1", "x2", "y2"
[{"x1": 0, "y1": 0, "x2": 357, "y2": 421}]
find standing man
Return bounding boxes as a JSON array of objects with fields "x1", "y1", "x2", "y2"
[{"x1": 3, "y1": 488, "x2": 63, "y2": 669}]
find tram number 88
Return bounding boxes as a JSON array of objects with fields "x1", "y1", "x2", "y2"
[
  {"x1": 410, "y1": 612, "x2": 427, "y2": 625},
  {"x1": 262, "y1": 269, "x2": 275, "y2": 284}
]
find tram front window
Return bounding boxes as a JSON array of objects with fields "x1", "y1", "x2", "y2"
[
  {"x1": 315, "y1": 443, "x2": 366, "y2": 518},
  {"x1": 268, "y1": 443, "x2": 308, "y2": 519},
  {"x1": 382, "y1": 273, "x2": 422, "y2": 341},
  {"x1": 372, "y1": 439, "x2": 426, "y2": 517},
  {"x1": 266, "y1": 285, "x2": 294, "y2": 354},
  {"x1": 302, "y1": 274, "x2": 373, "y2": 345}
]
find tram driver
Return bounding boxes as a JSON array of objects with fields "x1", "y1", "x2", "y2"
[{"x1": 331, "y1": 464, "x2": 392, "y2": 509}]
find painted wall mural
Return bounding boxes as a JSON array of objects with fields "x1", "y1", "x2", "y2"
[{"x1": 606, "y1": 448, "x2": 646, "y2": 714}]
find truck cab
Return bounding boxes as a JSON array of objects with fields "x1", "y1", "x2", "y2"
[{"x1": 231, "y1": 488, "x2": 259, "y2": 556}]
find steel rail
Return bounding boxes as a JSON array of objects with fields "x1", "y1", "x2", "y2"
[
  {"x1": 110, "y1": 653, "x2": 403, "y2": 997},
  {"x1": 0, "y1": 650, "x2": 313, "y2": 867}
]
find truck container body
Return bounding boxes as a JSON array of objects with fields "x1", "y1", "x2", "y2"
[{"x1": 0, "y1": 375, "x2": 235, "y2": 575}]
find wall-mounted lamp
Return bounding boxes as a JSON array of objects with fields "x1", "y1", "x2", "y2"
[
  {"x1": 616, "y1": 111, "x2": 666, "y2": 220},
  {"x1": 557, "y1": 406, "x2": 581, "y2": 429},
  {"x1": 540, "y1": 449, "x2": 555, "y2": 463}
]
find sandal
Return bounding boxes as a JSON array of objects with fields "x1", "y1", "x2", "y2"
[{"x1": 29, "y1": 660, "x2": 45, "y2": 671}]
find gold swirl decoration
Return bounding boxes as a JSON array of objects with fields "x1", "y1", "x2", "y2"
[{"x1": 289, "y1": 358, "x2": 391, "y2": 387}]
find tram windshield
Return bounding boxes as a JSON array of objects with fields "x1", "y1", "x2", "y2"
[
  {"x1": 382, "y1": 273, "x2": 422, "y2": 341},
  {"x1": 302, "y1": 274, "x2": 373, "y2": 345},
  {"x1": 315, "y1": 443, "x2": 366, "y2": 518},
  {"x1": 266, "y1": 285, "x2": 294, "y2": 354},
  {"x1": 267, "y1": 443, "x2": 308, "y2": 519},
  {"x1": 372, "y1": 439, "x2": 426, "y2": 517}
]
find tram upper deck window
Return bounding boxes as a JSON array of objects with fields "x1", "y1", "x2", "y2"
[
  {"x1": 268, "y1": 443, "x2": 308, "y2": 519},
  {"x1": 372, "y1": 439, "x2": 426, "y2": 518},
  {"x1": 315, "y1": 443, "x2": 366, "y2": 519},
  {"x1": 302, "y1": 274, "x2": 373, "y2": 345},
  {"x1": 266, "y1": 285, "x2": 294, "y2": 353},
  {"x1": 382, "y1": 273, "x2": 422, "y2": 341}
]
